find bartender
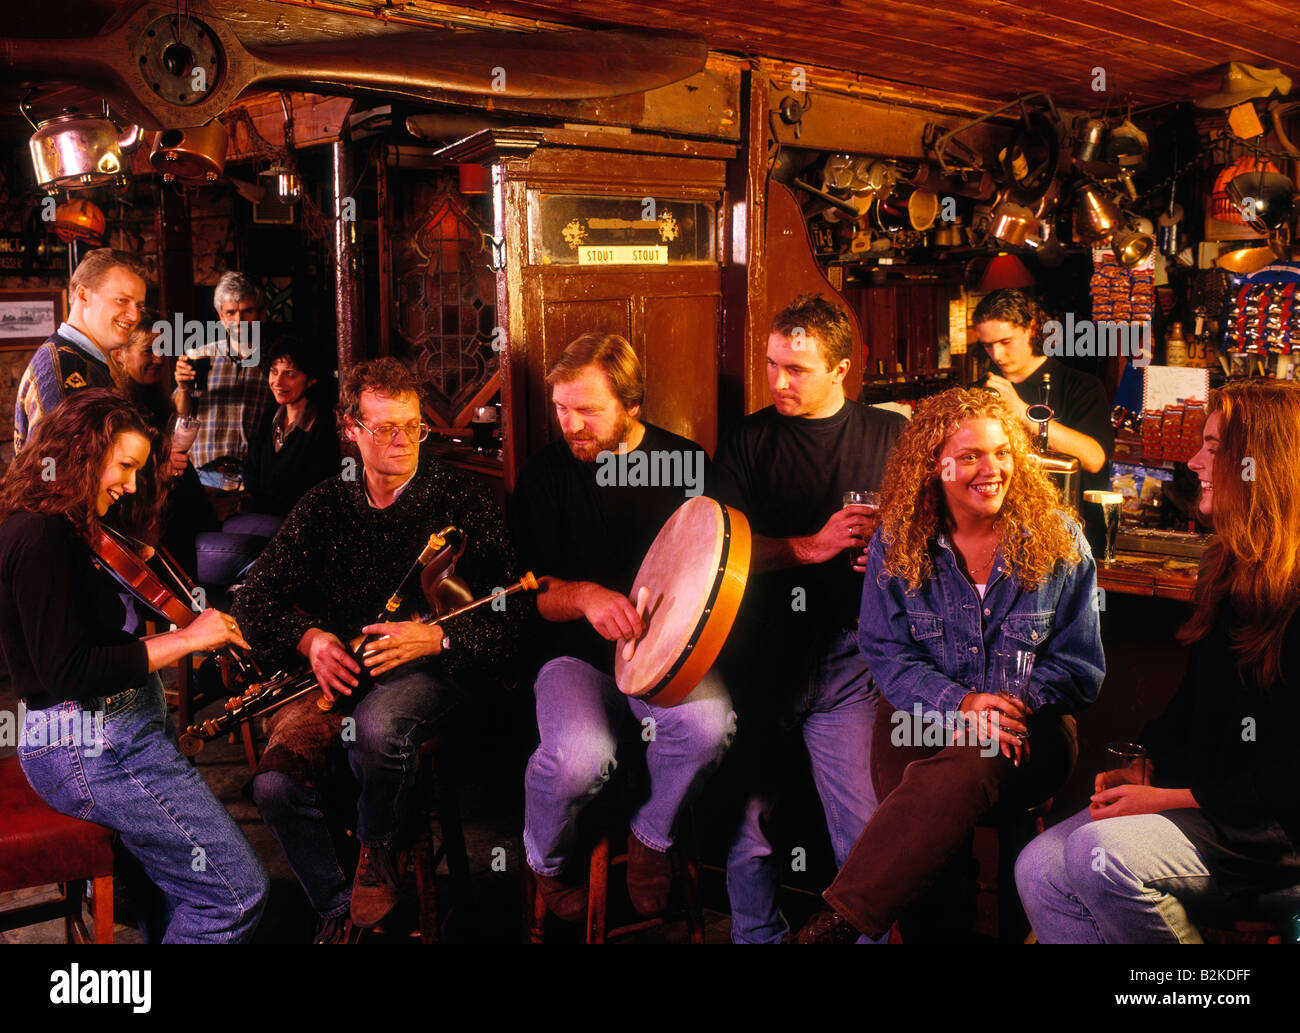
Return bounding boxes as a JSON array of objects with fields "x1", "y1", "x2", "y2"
[{"x1": 974, "y1": 288, "x2": 1115, "y2": 494}]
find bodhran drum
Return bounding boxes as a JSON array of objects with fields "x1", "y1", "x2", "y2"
[{"x1": 615, "y1": 496, "x2": 751, "y2": 707}]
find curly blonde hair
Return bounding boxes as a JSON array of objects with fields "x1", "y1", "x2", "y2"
[{"x1": 877, "y1": 387, "x2": 1079, "y2": 592}]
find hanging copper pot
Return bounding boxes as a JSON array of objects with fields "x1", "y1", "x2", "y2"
[
  {"x1": 989, "y1": 200, "x2": 1037, "y2": 246},
  {"x1": 149, "y1": 121, "x2": 229, "y2": 183},
  {"x1": 1076, "y1": 184, "x2": 1123, "y2": 242}
]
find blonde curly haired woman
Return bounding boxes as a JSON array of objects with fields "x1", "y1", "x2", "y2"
[{"x1": 797, "y1": 386, "x2": 1105, "y2": 943}]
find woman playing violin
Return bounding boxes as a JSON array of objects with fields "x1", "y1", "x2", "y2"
[{"x1": 0, "y1": 390, "x2": 267, "y2": 942}]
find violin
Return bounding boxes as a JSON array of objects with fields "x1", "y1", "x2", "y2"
[{"x1": 88, "y1": 523, "x2": 263, "y2": 683}]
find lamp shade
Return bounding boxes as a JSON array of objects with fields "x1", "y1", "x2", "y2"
[{"x1": 978, "y1": 253, "x2": 1035, "y2": 292}]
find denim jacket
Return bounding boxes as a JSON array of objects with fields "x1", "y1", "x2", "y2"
[{"x1": 858, "y1": 516, "x2": 1105, "y2": 716}]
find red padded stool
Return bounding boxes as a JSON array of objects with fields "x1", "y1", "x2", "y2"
[{"x1": 0, "y1": 756, "x2": 115, "y2": 943}]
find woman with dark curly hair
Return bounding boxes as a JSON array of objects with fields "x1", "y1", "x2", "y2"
[
  {"x1": 0, "y1": 389, "x2": 267, "y2": 942},
  {"x1": 1016, "y1": 379, "x2": 1300, "y2": 942},
  {"x1": 797, "y1": 386, "x2": 1105, "y2": 943}
]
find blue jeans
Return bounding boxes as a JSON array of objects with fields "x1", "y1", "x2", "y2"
[
  {"x1": 523, "y1": 657, "x2": 736, "y2": 876},
  {"x1": 723, "y1": 628, "x2": 879, "y2": 943},
  {"x1": 195, "y1": 512, "x2": 284, "y2": 586},
  {"x1": 17, "y1": 676, "x2": 268, "y2": 943},
  {"x1": 1015, "y1": 807, "x2": 1226, "y2": 943},
  {"x1": 253, "y1": 666, "x2": 466, "y2": 914}
]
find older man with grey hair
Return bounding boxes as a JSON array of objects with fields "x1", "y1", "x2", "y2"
[
  {"x1": 174, "y1": 271, "x2": 278, "y2": 586},
  {"x1": 174, "y1": 271, "x2": 275, "y2": 482}
]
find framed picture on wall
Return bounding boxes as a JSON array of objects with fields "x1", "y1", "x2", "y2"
[{"x1": 0, "y1": 287, "x2": 67, "y2": 351}]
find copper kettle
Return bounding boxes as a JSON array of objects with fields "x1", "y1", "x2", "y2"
[{"x1": 26, "y1": 105, "x2": 144, "y2": 193}]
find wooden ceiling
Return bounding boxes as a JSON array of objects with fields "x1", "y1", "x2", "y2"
[
  {"x1": 474, "y1": 0, "x2": 1300, "y2": 108},
  {"x1": 3, "y1": 0, "x2": 1298, "y2": 130}
]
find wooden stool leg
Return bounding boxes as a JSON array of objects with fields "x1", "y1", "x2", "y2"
[
  {"x1": 64, "y1": 880, "x2": 89, "y2": 944},
  {"x1": 528, "y1": 870, "x2": 547, "y2": 944},
  {"x1": 587, "y1": 836, "x2": 610, "y2": 944},
  {"x1": 680, "y1": 853, "x2": 705, "y2": 944},
  {"x1": 412, "y1": 833, "x2": 439, "y2": 944},
  {"x1": 435, "y1": 776, "x2": 471, "y2": 896},
  {"x1": 91, "y1": 875, "x2": 114, "y2": 944},
  {"x1": 240, "y1": 722, "x2": 259, "y2": 771}
]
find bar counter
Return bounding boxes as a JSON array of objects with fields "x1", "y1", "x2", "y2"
[{"x1": 1095, "y1": 551, "x2": 1199, "y2": 602}]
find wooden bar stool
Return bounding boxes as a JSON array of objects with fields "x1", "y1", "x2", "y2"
[
  {"x1": 0, "y1": 756, "x2": 115, "y2": 943},
  {"x1": 409, "y1": 736, "x2": 472, "y2": 944},
  {"x1": 528, "y1": 818, "x2": 706, "y2": 944}
]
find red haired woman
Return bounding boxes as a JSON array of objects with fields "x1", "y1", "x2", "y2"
[
  {"x1": 797, "y1": 387, "x2": 1105, "y2": 942},
  {"x1": 1016, "y1": 379, "x2": 1300, "y2": 941},
  {"x1": 0, "y1": 390, "x2": 267, "y2": 942}
]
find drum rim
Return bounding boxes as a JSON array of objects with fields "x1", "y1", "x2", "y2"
[{"x1": 638, "y1": 502, "x2": 736, "y2": 702}]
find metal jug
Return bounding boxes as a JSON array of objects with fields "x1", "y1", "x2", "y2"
[{"x1": 26, "y1": 106, "x2": 144, "y2": 192}]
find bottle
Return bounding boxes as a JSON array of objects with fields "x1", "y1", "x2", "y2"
[{"x1": 1165, "y1": 322, "x2": 1188, "y2": 367}]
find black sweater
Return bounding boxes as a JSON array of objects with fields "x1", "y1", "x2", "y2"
[
  {"x1": 234, "y1": 445, "x2": 528, "y2": 686},
  {"x1": 243, "y1": 404, "x2": 341, "y2": 518},
  {"x1": 0, "y1": 511, "x2": 149, "y2": 707},
  {"x1": 1143, "y1": 604, "x2": 1300, "y2": 899}
]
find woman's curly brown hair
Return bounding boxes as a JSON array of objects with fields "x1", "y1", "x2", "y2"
[{"x1": 877, "y1": 387, "x2": 1079, "y2": 592}]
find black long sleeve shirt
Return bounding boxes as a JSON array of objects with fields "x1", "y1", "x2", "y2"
[
  {"x1": 234, "y1": 445, "x2": 527, "y2": 687},
  {"x1": 0, "y1": 511, "x2": 149, "y2": 708},
  {"x1": 1143, "y1": 604, "x2": 1300, "y2": 899}
]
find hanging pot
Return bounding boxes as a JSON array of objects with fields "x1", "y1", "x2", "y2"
[
  {"x1": 149, "y1": 121, "x2": 229, "y2": 184},
  {"x1": 1076, "y1": 184, "x2": 1123, "y2": 242},
  {"x1": 1226, "y1": 170, "x2": 1296, "y2": 231},
  {"x1": 1112, "y1": 227, "x2": 1154, "y2": 266},
  {"x1": 27, "y1": 107, "x2": 144, "y2": 193},
  {"x1": 989, "y1": 200, "x2": 1037, "y2": 247}
]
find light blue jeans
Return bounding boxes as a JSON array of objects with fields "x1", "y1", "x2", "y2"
[
  {"x1": 523, "y1": 657, "x2": 736, "y2": 876},
  {"x1": 17, "y1": 675, "x2": 268, "y2": 943},
  {"x1": 1015, "y1": 807, "x2": 1227, "y2": 943},
  {"x1": 724, "y1": 628, "x2": 880, "y2": 943}
]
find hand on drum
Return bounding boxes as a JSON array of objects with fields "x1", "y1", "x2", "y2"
[
  {"x1": 957, "y1": 691, "x2": 1030, "y2": 766},
  {"x1": 579, "y1": 583, "x2": 644, "y2": 642},
  {"x1": 301, "y1": 627, "x2": 361, "y2": 702}
]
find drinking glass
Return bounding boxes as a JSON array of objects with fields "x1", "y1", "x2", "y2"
[
  {"x1": 842, "y1": 490, "x2": 880, "y2": 569},
  {"x1": 1104, "y1": 742, "x2": 1151, "y2": 787}
]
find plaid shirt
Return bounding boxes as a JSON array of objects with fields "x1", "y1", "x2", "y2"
[{"x1": 189, "y1": 342, "x2": 275, "y2": 471}]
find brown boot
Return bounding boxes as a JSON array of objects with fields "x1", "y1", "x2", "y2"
[
  {"x1": 626, "y1": 835, "x2": 673, "y2": 917},
  {"x1": 794, "y1": 907, "x2": 861, "y2": 944},
  {"x1": 351, "y1": 842, "x2": 401, "y2": 929},
  {"x1": 536, "y1": 872, "x2": 589, "y2": 923}
]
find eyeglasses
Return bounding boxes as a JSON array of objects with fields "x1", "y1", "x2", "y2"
[{"x1": 352, "y1": 417, "x2": 430, "y2": 446}]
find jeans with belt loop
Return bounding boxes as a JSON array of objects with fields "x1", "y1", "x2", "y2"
[{"x1": 17, "y1": 675, "x2": 268, "y2": 943}]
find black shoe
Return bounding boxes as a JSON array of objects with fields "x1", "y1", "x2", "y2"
[
  {"x1": 312, "y1": 911, "x2": 350, "y2": 944},
  {"x1": 795, "y1": 907, "x2": 861, "y2": 944}
]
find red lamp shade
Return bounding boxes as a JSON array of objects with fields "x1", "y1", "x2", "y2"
[{"x1": 978, "y1": 253, "x2": 1035, "y2": 292}]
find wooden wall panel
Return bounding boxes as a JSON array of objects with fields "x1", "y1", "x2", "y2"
[{"x1": 642, "y1": 293, "x2": 720, "y2": 453}]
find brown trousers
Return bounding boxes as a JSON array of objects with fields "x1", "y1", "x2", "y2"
[{"x1": 823, "y1": 701, "x2": 1077, "y2": 939}]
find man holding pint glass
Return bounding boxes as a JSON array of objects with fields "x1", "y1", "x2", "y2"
[{"x1": 173, "y1": 271, "x2": 275, "y2": 496}]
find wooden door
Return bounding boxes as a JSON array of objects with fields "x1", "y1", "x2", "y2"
[{"x1": 493, "y1": 144, "x2": 727, "y2": 486}]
